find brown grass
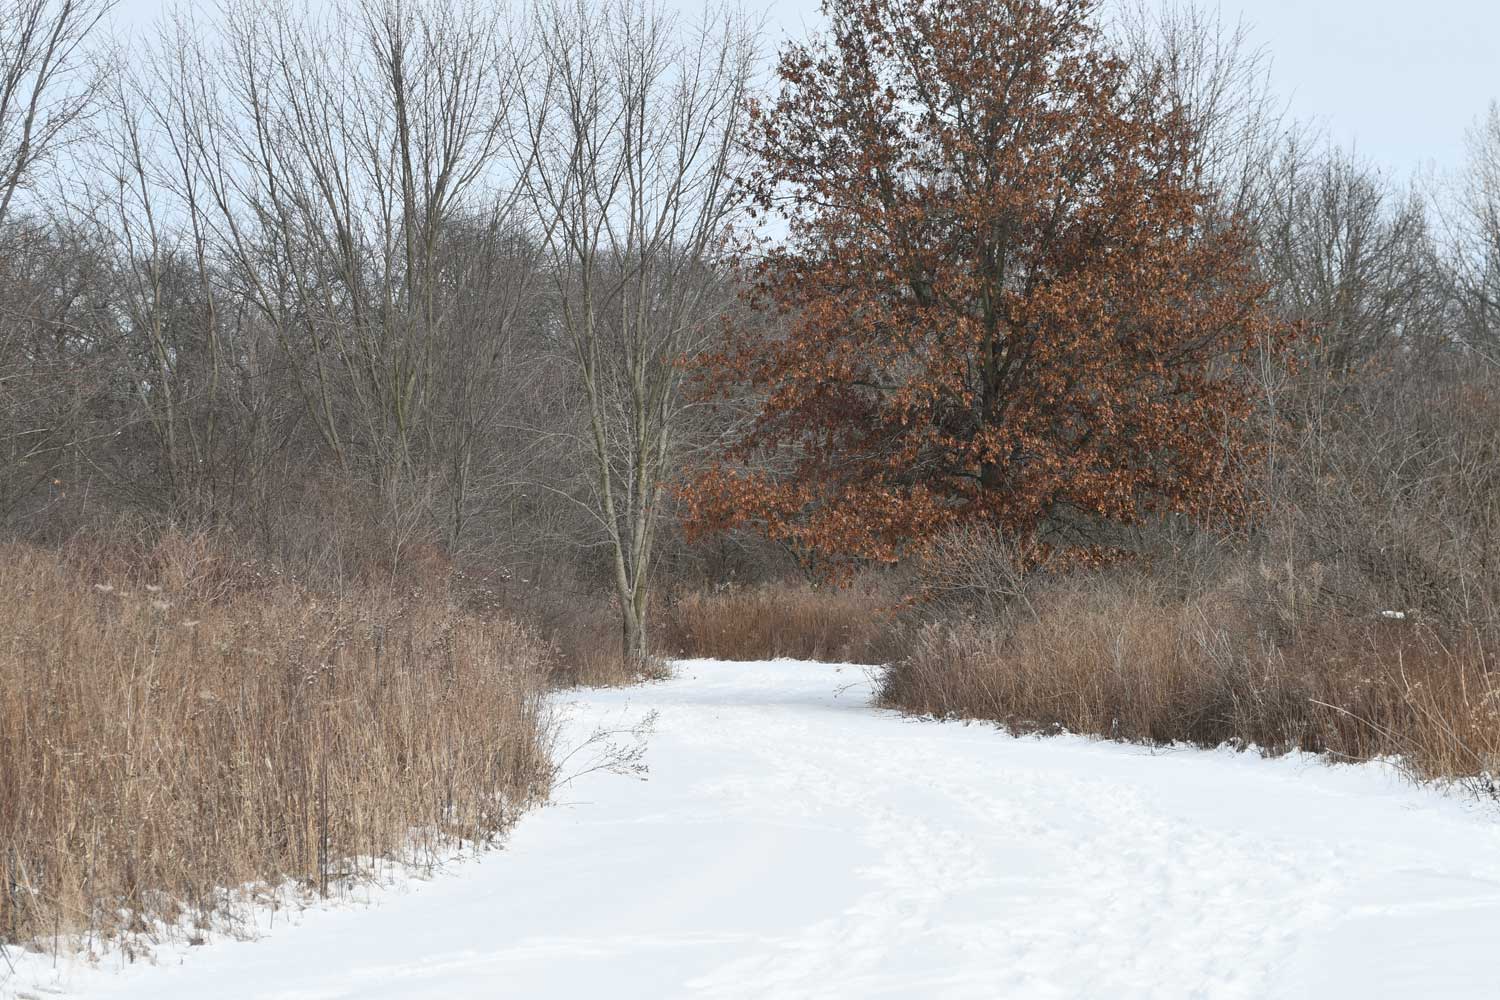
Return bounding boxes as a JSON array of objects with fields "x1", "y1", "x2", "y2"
[
  {"x1": 660, "y1": 580, "x2": 898, "y2": 664},
  {"x1": 486, "y1": 583, "x2": 669, "y2": 688},
  {"x1": 0, "y1": 536, "x2": 555, "y2": 951},
  {"x1": 880, "y1": 571, "x2": 1500, "y2": 788}
]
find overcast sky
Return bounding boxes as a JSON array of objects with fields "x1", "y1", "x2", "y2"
[{"x1": 111, "y1": 0, "x2": 1500, "y2": 180}]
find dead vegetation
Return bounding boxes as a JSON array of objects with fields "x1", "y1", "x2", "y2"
[
  {"x1": 877, "y1": 533, "x2": 1500, "y2": 791},
  {"x1": 659, "y1": 579, "x2": 899, "y2": 664},
  {"x1": 0, "y1": 535, "x2": 555, "y2": 949}
]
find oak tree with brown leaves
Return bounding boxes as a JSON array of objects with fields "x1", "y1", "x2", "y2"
[{"x1": 684, "y1": 0, "x2": 1289, "y2": 567}]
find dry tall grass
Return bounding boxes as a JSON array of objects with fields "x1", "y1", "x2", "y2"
[
  {"x1": 535, "y1": 592, "x2": 670, "y2": 688},
  {"x1": 661, "y1": 580, "x2": 898, "y2": 664},
  {"x1": 880, "y1": 571, "x2": 1500, "y2": 787},
  {"x1": 0, "y1": 536, "x2": 555, "y2": 950}
]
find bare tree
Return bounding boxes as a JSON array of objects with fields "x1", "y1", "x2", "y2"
[
  {"x1": 0, "y1": 0, "x2": 112, "y2": 228},
  {"x1": 179, "y1": 0, "x2": 539, "y2": 570},
  {"x1": 1447, "y1": 102, "x2": 1500, "y2": 362},
  {"x1": 1262, "y1": 147, "x2": 1445, "y2": 378},
  {"x1": 1115, "y1": 0, "x2": 1290, "y2": 225},
  {"x1": 0, "y1": 0, "x2": 114, "y2": 528},
  {"x1": 521, "y1": 0, "x2": 752, "y2": 665},
  {"x1": 0, "y1": 217, "x2": 120, "y2": 530}
]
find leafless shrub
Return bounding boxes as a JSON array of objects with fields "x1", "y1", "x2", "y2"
[
  {"x1": 1254, "y1": 358, "x2": 1500, "y2": 640},
  {"x1": 910, "y1": 525, "x2": 1047, "y2": 627}
]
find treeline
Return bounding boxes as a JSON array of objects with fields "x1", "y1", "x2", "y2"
[
  {"x1": 1, "y1": 0, "x2": 763, "y2": 668},
  {"x1": 3, "y1": 0, "x2": 1500, "y2": 669}
]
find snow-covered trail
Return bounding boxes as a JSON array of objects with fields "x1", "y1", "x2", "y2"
[{"x1": 14, "y1": 659, "x2": 1500, "y2": 999}]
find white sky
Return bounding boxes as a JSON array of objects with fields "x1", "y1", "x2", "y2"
[{"x1": 110, "y1": 0, "x2": 1500, "y2": 180}]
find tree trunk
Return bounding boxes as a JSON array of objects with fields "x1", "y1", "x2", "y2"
[{"x1": 620, "y1": 595, "x2": 649, "y2": 671}]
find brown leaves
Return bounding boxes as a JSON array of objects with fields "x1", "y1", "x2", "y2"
[{"x1": 684, "y1": 0, "x2": 1293, "y2": 568}]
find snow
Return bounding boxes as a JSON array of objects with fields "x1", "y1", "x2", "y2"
[{"x1": 9, "y1": 658, "x2": 1500, "y2": 999}]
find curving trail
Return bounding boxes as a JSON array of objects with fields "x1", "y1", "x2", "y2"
[{"x1": 15, "y1": 660, "x2": 1500, "y2": 999}]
